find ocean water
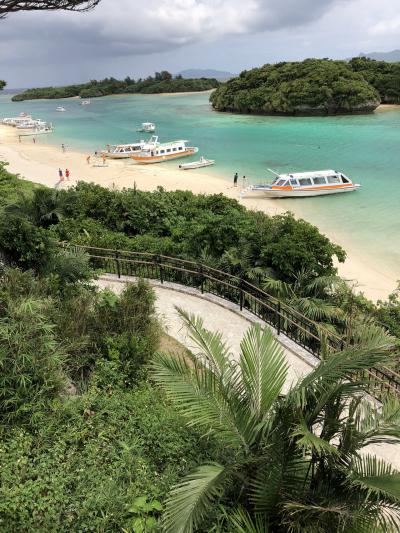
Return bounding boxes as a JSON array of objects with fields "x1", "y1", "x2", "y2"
[{"x1": 1, "y1": 91, "x2": 399, "y2": 278}]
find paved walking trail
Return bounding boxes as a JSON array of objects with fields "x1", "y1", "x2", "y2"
[{"x1": 97, "y1": 275, "x2": 400, "y2": 469}]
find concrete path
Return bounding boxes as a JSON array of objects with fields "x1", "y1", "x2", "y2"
[{"x1": 97, "y1": 274, "x2": 400, "y2": 470}]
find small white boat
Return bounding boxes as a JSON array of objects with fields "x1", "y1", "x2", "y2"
[
  {"x1": 16, "y1": 119, "x2": 47, "y2": 130},
  {"x1": 56, "y1": 106, "x2": 66, "y2": 112},
  {"x1": 137, "y1": 122, "x2": 156, "y2": 133},
  {"x1": 102, "y1": 135, "x2": 159, "y2": 159},
  {"x1": 19, "y1": 123, "x2": 54, "y2": 136},
  {"x1": 132, "y1": 139, "x2": 198, "y2": 164},
  {"x1": 179, "y1": 156, "x2": 215, "y2": 170},
  {"x1": 19, "y1": 112, "x2": 28, "y2": 117},
  {"x1": 241, "y1": 169, "x2": 360, "y2": 198},
  {"x1": 80, "y1": 100, "x2": 91, "y2": 106}
]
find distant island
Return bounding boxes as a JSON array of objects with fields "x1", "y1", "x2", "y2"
[
  {"x1": 11, "y1": 71, "x2": 219, "y2": 102},
  {"x1": 358, "y1": 50, "x2": 400, "y2": 62},
  {"x1": 178, "y1": 69, "x2": 235, "y2": 81},
  {"x1": 210, "y1": 58, "x2": 400, "y2": 116}
]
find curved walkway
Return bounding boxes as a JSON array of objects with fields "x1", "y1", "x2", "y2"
[{"x1": 97, "y1": 274, "x2": 400, "y2": 469}]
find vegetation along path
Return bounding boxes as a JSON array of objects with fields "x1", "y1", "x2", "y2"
[{"x1": 97, "y1": 273, "x2": 400, "y2": 470}]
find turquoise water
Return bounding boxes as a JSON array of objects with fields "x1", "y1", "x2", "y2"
[{"x1": 1, "y1": 91, "x2": 399, "y2": 276}]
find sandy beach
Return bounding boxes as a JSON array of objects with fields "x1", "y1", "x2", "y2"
[{"x1": 0, "y1": 124, "x2": 398, "y2": 301}]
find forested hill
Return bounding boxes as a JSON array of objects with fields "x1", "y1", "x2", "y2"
[
  {"x1": 11, "y1": 71, "x2": 219, "y2": 102},
  {"x1": 210, "y1": 58, "x2": 400, "y2": 116}
]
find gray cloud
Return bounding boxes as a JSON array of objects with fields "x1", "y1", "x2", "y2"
[{"x1": 0, "y1": 0, "x2": 399, "y2": 87}]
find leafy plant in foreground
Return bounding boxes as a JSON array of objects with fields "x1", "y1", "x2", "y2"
[{"x1": 151, "y1": 310, "x2": 400, "y2": 532}]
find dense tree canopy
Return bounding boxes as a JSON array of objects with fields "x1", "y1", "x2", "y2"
[
  {"x1": 349, "y1": 56, "x2": 400, "y2": 103},
  {"x1": 0, "y1": 0, "x2": 100, "y2": 18},
  {"x1": 0, "y1": 80, "x2": 5, "y2": 90},
  {"x1": 11, "y1": 73, "x2": 219, "y2": 101},
  {"x1": 210, "y1": 58, "x2": 382, "y2": 115}
]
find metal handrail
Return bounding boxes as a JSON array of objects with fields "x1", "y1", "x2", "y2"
[{"x1": 62, "y1": 243, "x2": 400, "y2": 398}]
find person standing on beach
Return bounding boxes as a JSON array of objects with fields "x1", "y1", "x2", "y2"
[
  {"x1": 33, "y1": 137, "x2": 36, "y2": 144},
  {"x1": 233, "y1": 172, "x2": 238, "y2": 187},
  {"x1": 86, "y1": 155, "x2": 91, "y2": 164},
  {"x1": 58, "y1": 168, "x2": 63, "y2": 180},
  {"x1": 65, "y1": 169, "x2": 70, "y2": 180},
  {"x1": 102, "y1": 153, "x2": 107, "y2": 165},
  {"x1": 242, "y1": 175, "x2": 247, "y2": 189},
  {"x1": 61, "y1": 144, "x2": 66, "y2": 153}
]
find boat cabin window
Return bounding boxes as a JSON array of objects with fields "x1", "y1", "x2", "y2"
[
  {"x1": 275, "y1": 179, "x2": 287, "y2": 186},
  {"x1": 166, "y1": 148, "x2": 171, "y2": 153},
  {"x1": 341, "y1": 174, "x2": 350, "y2": 183},
  {"x1": 289, "y1": 178, "x2": 298, "y2": 186},
  {"x1": 312, "y1": 177, "x2": 327, "y2": 185},
  {"x1": 160, "y1": 149, "x2": 165, "y2": 154},
  {"x1": 173, "y1": 147, "x2": 177, "y2": 151},
  {"x1": 327, "y1": 175, "x2": 340, "y2": 184},
  {"x1": 298, "y1": 178, "x2": 312, "y2": 186}
]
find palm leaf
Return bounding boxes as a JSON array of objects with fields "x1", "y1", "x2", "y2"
[
  {"x1": 163, "y1": 463, "x2": 226, "y2": 533},
  {"x1": 226, "y1": 507, "x2": 270, "y2": 533},
  {"x1": 239, "y1": 324, "x2": 288, "y2": 417},
  {"x1": 348, "y1": 455, "x2": 400, "y2": 500}
]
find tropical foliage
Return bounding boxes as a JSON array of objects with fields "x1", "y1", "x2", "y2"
[
  {"x1": 210, "y1": 59, "x2": 380, "y2": 115},
  {"x1": 152, "y1": 310, "x2": 400, "y2": 532},
  {"x1": 349, "y1": 57, "x2": 400, "y2": 104},
  {"x1": 11, "y1": 71, "x2": 219, "y2": 101}
]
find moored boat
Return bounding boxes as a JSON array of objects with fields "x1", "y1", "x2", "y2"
[
  {"x1": 241, "y1": 169, "x2": 360, "y2": 198},
  {"x1": 56, "y1": 106, "x2": 66, "y2": 112},
  {"x1": 80, "y1": 100, "x2": 91, "y2": 105},
  {"x1": 19, "y1": 123, "x2": 54, "y2": 135},
  {"x1": 132, "y1": 140, "x2": 198, "y2": 164},
  {"x1": 179, "y1": 156, "x2": 215, "y2": 170},
  {"x1": 137, "y1": 122, "x2": 155, "y2": 133},
  {"x1": 101, "y1": 135, "x2": 159, "y2": 159}
]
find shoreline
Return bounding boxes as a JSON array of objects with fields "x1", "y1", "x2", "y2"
[{"x1": 0, "y1": 124, "x2": 398, "y2": 301}]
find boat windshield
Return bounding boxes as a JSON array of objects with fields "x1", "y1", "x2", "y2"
[{"x1": 274, "y1": 179, "x2": 287, "y2": 186}]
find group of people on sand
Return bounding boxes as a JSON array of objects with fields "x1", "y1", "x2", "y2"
[
  {"x1": 86, "y1": 153, "x2": 107, "y2": 165},
  {"x1": 57, "y1": 167, "x2": 70, "y2": 184},
  {"x1": 233, "y1": 172, "x2": 247, "y2": 188}
]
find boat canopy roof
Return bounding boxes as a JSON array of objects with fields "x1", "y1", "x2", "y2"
[{"x1": 277, "y1": 169, "x2": 341, "y2": 179}]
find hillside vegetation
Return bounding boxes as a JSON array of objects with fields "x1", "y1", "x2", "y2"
[
  {"x1": 210, "y1": 58, "x2": 400, "y2": 115},
  {"x1": 11, "y1": 71, "x2": 219, "y2": 101}
]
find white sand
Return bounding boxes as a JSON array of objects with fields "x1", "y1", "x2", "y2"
[{"x1": 0, "y1": 124, "x2": 398, "y2": 301}]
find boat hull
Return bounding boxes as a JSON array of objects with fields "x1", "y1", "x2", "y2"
[
  {"x1": 132, "y1": 148, "x2": 198, "y2": 164},
  {"x1": 243, "y1": 185, "x2": 360, "y2": 198},
  {"x1": 179, "y1": 160, "x2": 215, "y2": 170}
]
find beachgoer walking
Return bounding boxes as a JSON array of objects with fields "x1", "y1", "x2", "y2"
[
  {"x1": 18, "y1": 135, "x2": 21, "y2": 143},
  {"x1": 102, "y1": 153, "x2": 107, "y2": 165},
  {"x1": 233, "y1": 172, "x2": 238, "y2": 187},
  {"x1": 65, "y1": 169, "x2": 70, "y2": 180},
  {"x1": 242, "y1": 175, "x2": 247, "y2": 188},
  {"x1": 58, "y1": 168, "x2": 63, "y2": 180},
  {"x1": 33, "y1": 137, "x2": 36, "y2": 144},
  {"x1": 61, "y1": 143, "x2": 66, "y2": 153},
  {"x1": 86, "y1": 155, "x2": 91, "y2": 164}
]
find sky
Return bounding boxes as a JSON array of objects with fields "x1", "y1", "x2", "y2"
[{"x1": 0, "y1": 0, "x2": 399, "y2": 87}]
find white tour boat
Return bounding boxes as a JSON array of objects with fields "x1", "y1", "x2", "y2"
[
  {"x1": 102, "y1": 135, "x2": 159, "y2": 159},
  {"x1": 137, "y1": 122, "x2": 156, "y2": 133},
  {"x1": 241, "y1": 169, "x2": 360, "y2": 198},
  {"x1": 132, "y1": 139, "x2": 198, "y2": 164},
  {"x1": 19, "y1": 123, "x2": 54, "y2": 136},
  {"x1": 16, "y1": 119, "x2": 47, "y2": 130},
  {"x1": 56, "y1": 106, "x2": 66, "y2": 112},
  {"x1": 3, "y1": 116, "x2": 33, "y2": 127},
  {"x1": 179, "y1": 156, "x2": 215, "y2": 170}
]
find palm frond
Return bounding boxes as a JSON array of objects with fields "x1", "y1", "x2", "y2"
[
  {"x1": 262, "y1": 277, "x2": 293, "y2": 299},
  {"x1": 240, "y1": 324, "x2": 288, "y2": 417},
  {"x1": 151, "y1": 352, "x2": 247, "y2": 448},
  {"x1": 226, "y1": 507, "x2": 270, "y2": 533},
  {"x1": 292, "y1": 419, "x2": 340, "y2": 457},
  {"x1": 347, "y1": 455, "x2": 400, "y2": 500},
  {"x1": 163, "y1": 463, "x2": 226, "y2": 533}
]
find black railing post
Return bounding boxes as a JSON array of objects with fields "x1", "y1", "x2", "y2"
[
  {"x1": 154, "y1": 255, "x2": 163, "y2": 284},
  {"x1": 114, "y1": 250, "x2": 121, "y2": 279},
  {"x1": 239, "y1": 278, "x2": 244, "y2": 311},
  {"x1": 199, "y1": 264, "x2": 204, "y2": 294},
  {"x1": 276, "y1": 301, "x2": 281, "y2": 336}
]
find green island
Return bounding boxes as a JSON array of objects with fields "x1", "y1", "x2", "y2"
[
  {"x1": 210, "y1": 57, "x2": 400, "y2": 115},
  {"x1": 10, "y1": 71, "x2": 219, "y2": 102},
  {"x1": 1, "y1": 161, "x2": 400, "y2": 531}
]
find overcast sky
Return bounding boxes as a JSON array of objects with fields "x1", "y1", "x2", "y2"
[{"x1": 0, "y1": 0, "x2": 399, "y2": 87}]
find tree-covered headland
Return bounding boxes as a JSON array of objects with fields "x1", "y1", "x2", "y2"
[
  {"x1": 1, "y1": 162, "x2": 400, "y2": 530},
  {"x1": 11, "y1": 71, "x2": 219, "y2": 101},
  {"x1": 211, "y1": 57, "x2": 400, "y2": 115}
]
